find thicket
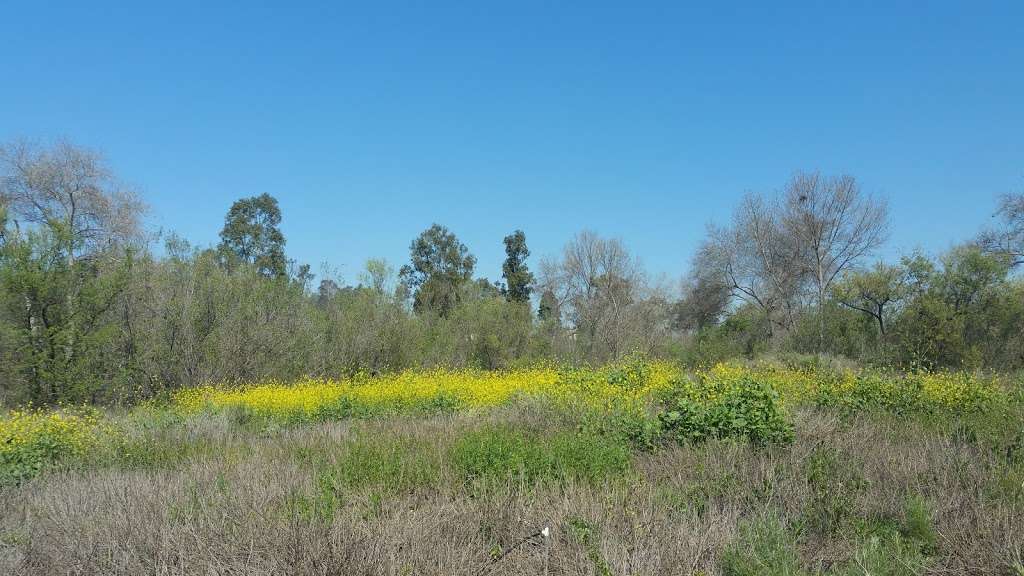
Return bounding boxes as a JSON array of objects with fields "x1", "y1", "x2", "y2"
[{"x1": 2, "y1": 141, "x2": 1023, "y2": 408}]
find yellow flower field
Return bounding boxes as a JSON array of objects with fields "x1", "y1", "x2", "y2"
[
  {"x1": 0, "y1": 408, "x2": 116, "y2": 481},
  {"x1": 171, "y1": 360, "x2": 1005, "y2": 422},
  {"x1": 679, "y1": 362, "x2": 1003, "y2": 413},
  {"x1": 2, "y1": 360, "x2": 1010, "y2": 483},
  {"x1": 173, "y1": 362, "x2": 680, "y2": 421}
]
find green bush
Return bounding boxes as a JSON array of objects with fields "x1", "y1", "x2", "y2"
[
  {"x1": 842, "y1": 499, "x2": 935, "y2": 576},
  {"x1": 565, "y1": 517, "x2": 613, "y2": 576},
  {"x1": 659, "y1": 377, "x2": 794, "y2": 446},
  {"x1": 0, "y1": 408, "x2": 114, "y2": 485}
]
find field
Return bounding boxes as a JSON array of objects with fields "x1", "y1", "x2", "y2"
[{"x1": 2, "y1": 360, "x2": 1023, "y2": 575}]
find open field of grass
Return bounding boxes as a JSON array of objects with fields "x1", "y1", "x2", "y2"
[{"x1": 2, "y1": 361, "x2": 1023, "y2": 575}]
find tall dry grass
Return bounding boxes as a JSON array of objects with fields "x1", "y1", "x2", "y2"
[{"x1": 1, "y1": 403, "x2": 1021, "y2": 575}]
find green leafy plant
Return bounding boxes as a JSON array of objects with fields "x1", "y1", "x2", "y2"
[{"x1": 659, "y1": 377, "x2": 794, "y2": 446}]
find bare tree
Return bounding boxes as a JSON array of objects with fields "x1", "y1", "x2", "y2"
[
  {"x1": 782, "y1": 172, "x2": 888, "y2": 348},
  {"x1": 540, "y1": 231, "x2": 666, "y2": 361},
  {"x1": 0, "y1": 140, "x2": 145, "y2": 260},
  {"x1": 979, "y1": 192, "x2": 1024, "y2": 268},
  {"x1": 693, "y1": 193, "x2": 805, "y2": 335}
]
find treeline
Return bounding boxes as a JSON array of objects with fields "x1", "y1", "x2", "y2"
[
  {"x1": 679, "y1": 173, "x2": 1024, "y2": 369},
  {"x1": 0, "y1": 141, "x2": 1021, "y2": 405}
]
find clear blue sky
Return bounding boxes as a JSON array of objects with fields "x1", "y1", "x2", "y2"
[{"x1": 2, "y1": 1, "x2": 1021, "y2": 286}]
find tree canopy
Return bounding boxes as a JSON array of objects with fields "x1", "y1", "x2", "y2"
[
  {"x1": 399, "y1": 223, "x2": 476, "y2": 316},
  {"x1": 218, "y1": 193, "x2": 287, "y2": 278}
]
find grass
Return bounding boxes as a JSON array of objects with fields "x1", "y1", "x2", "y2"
[
  {"x1": 1, "y1": 361, "x2": 1022, "y2": 574},
  {"x1": 451, "y1": 425, "x2": 632, "y2": 485}
]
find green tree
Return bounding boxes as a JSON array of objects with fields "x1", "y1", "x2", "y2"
[
  {"x1": 893, "y1": 246, "x2": 1012, "y2": 369},
  {"x1": 674, "y1": 275, "x2": 730, "y2": 332},
  {"x1": 501, "y1": 230, "x2": 534, "y2": 303},
  {"x1": 217, "y1": 193, "x2": 287, "y2": 278},
  {"x1": 399, "y1": 224, "x2": 476, "y2": 316},
  {"x1": 361, "y1": 258, "x2": 394, "y2": 295},
  {"x1": 0, "y1": 200, "x2": 8, "y2": 247},
  {"x1": 0, "y1": 141, "x2": 142, "y2": 403},
  {"x1": 832, "y1": 262, "x2": 908, "y2": 337},
  {"x1": 538, "y1": 289, "x2": 559, "y2": 321}
]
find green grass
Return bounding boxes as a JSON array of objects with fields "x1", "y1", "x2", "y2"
[{"x1": 451, "y1": 425, "x2": 632, "y2": 485}]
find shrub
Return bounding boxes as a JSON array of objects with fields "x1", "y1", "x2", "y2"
[
  {"x1": 0, "y1": 408, "x2": 115, "y2": 484},
  {"x1": 841, "y1": 499, "x2": 935, "y2": 576},
  {"x1": 813, "y1": 370, "x2": 1000, "y2": 416},
  {"x1": 565, "y1": 517, "x2": 613, "y2": 576},
  {"x1": 659, "y1": 376, "x2": 794, "y2": 446},
  {"x1": 801, "y1": 446, "x2": 868, "y2": 536}
]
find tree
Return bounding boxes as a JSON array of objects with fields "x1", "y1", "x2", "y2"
[
  {"x1": 693, "y1": 193, "x2": 804, "y2": 335},
  {"x1": 674, "y1": 273, "x2": 731, "y2": 332},
  {"x1": 539, "y1": 231, "x2": 667, "y2": 361},
  {"x1": 317, "y1": 279, "x2": 340, "y2": 305},
  {"x1": 934, "y1": 245, "x2": 1010, "y2": 314},
  {"x1": 0, "y1": 198, "x2": 9, "y2": 248},
  {"x1": 980, "y1": 192, "x2": 1024, "y2": 268},
  {"x1": 399, "y1": 224, "x2": 476, "y2": 316},
  {"x1": 892, "y1": 246, "x2": 1015, "y2": 369},
  {"x1": 538, "y1": 289, "x2": 559, "y2": 322},
  {"x1": 0, "y1": 140, "x2": 144, "y2": 260},
  {"x1": 501, "y1": 230, "x2": 534, "y2": 303},
  {"x1": 292, "y1": 263, "x2": 314, "y2": 290},
  {"x1": 832, "y1": 262, "x2": 907, "y2": 337},
  {"x1": 217, "y1": 193, "x2": 287, "y2": 278},
  {"x1": 0, "y1": 141, "x2": 143, "y2": 403},
  {"x1": 361, "y1": 258, "x2": 394, "y2": 295},
  {"x1": 782, "y1": 172, "x2": 888, "y2": 349}
]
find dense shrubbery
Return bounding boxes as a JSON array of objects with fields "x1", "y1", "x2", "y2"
[{"x1": 659, "y1": 376, "x2": 794, "y2": 446}]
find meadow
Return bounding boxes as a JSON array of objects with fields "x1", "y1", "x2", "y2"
[{"x1": 2, "y1": 359, "x2": 1023, "y2": 575}]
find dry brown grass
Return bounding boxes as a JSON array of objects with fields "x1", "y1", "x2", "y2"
[{"x1": 1, "y1": 406, "x2": 1022, "y2": 575}]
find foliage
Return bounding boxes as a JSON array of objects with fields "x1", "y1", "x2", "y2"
[
  {"x1": 720, "y1": 515, "x2": 806, "y2": 576},
  {"x1": 217, "y1": 193, "x2": 288, "y2": 279},
  {"x1": 565, "y1": 517, "x2": 614, "y2": 576},
  {"x1": 537, "y1": 288, "x2": 559, "y2": 321},
  {"x1": 399, "y1": 223, "x2": 476, "y2": 316},
  {"x1": 659, "y1": 375, "x2": 794, "y2": 446},
  {"x1": 500, "y1": 229, "x2": 534, "y2": 303},
  {"x1": 831, "y1": 262, "x2": 908, "y2": 337},
  {"x1": 450, "y1": 426, "x2": 631, "y2": 485},
  {"x1": 0, "y1": 407, "x2": 115, "y2": 484},
  {"x1": 317, "y1": 436, "x2": 442, "y2": 494},
  {"x1": 172, "y1": 361, "x2": 679, "y2": 424}
]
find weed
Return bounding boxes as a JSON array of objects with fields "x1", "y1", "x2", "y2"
[
  {"x1": 565, "y1": 517, "x2": 613, "y2": 576},
  {"x1": 720, "y1": 514, "x2": 806, "y2": 576},
  {"x1": 451, "y1": 426, "x2": 630, "y2": 486}
]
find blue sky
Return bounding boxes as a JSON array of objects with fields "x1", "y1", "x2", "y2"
[{"x1": 2, "y1": 1, "x2": 1021, "y2": 286}]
